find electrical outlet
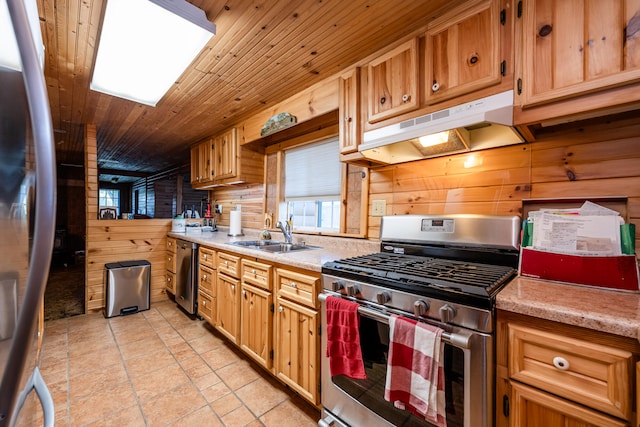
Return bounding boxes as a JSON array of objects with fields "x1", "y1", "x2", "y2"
[
  {"x1": 371, "y1": 200, "x2": 386, "y2": 217},
  {"x1": 215, "y1": 204, "x2": 222, "y2": 214}
]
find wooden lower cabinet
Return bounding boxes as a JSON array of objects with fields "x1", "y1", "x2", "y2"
[
  {"x1": 198, "y1": 264, "x2": 216, "y2": 324},
  {"x1": 216, "y1": 271, "x2": 240, "y2": 344},
  {"x1": 497, "y1": 310, "x2": 639, "y2": 427},
  {"x1": 274, "y1": 296, "x2": 319, "y2": 405},
  {"x1": 240, "y1": 283, "x2": 272, "y2": 369},
  {"x1": 510, "y1": 382, "x2": 627, "y2": 427},
  {"x1": 165, "y1": 237, "x2": 177, "y2": 294}
]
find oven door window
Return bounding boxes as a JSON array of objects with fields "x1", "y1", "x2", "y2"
[{"x1": 331, "y1": 316, "x2": 464, "y2": 427}]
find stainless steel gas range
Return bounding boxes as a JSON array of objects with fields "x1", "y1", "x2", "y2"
[{"x1": 318, "y1": 214, "x2": 521, "y2": 427}]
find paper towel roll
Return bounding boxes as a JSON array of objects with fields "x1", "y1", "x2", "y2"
[{"x1": 229, "y1": 210, "x2": 243, "y2": 236}]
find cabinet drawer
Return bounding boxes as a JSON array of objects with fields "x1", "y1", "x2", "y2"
[
  {"x1": 166, "y1": 237, "x2": 177, "y2": 253},
  {"x1": 241, "y1": 259, "x2": 272, "y2": 290},
  {"x1": 166, "y1": 253, "x2": 177, "y2": 273},
  {"x1": 275, "y1": 268, "x2": 319, "y2": 308},
  {"x1": 199, "y1": 265, "x2": 215, "y2": 295},
  {"x1": 166, "y1": 271, "x2": 176, "y2": 294},
  {"x1": 217, "y1": 252, "x2": 240, "y2": 278},
  {"x1": 199, "y1": 246, "x2": 215, "y2": 268},
  {"x1": 508, "y1": 323, "x2": 632, "y2": 420},
  {"x1": 198, "y1": 290, "x2": 215, "y2": 325}
]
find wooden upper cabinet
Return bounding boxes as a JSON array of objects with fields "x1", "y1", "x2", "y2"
[
  {"x1": 190, "y1": 138, "x2": 215, "y2": 186},
  {"x1": 338, "y1": 68, "x2": 361, "y2": 154},
  {"x1": 425, "y1": 0, "x2": 502, "y2": 104},
  {"x1": 366, "y1": 38, "x2": 419, "y2": 124},
  {"x1": 191, "y1": 126, "x2": 262, "y2": 188},
  {"x1": 518, "y1": 0, "x2": 640, "y2": 108},
  {"x1": 216, "y1": 127, "x2": 237, "y2": 180}
]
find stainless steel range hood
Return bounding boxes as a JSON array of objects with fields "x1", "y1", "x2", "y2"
[{"x1": 359, "y1": 90, "x2": 524, "y2": 164}]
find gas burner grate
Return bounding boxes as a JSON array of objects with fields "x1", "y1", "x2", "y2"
[{"x1": 327, "y1": 252, "x2": 515, "y2": 289}]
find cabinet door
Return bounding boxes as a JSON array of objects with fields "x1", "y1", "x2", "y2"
[
  {"x1": 166, "y1": 271, "x2": 176, "y2": 294},
  {"x1": 425, "y1": 0, "x2": 501, "y2": 104},
  {"x1": 198, "y1": 290, "x2": 215, "y2": 325},
  {"x1": 190, "y1": 139, "x2": 215, "y2": 186},
  {"x1": 339, "y1": 68, "x2": 361, "y2": 154},
  {"x1": 240, "y1": 283, "x2": 272, "y2": 369},
  {"x1": 519, "y1": 0, "x2": 640, "y2": 108},
  {"x1": 216, "y1": 128, "x2": 237, "y2": 180},
  {"x1": 190, "y1": 144, "x2": 201, "y2": 185},
  {"x1": 274, "y1": 297, "x2": 319, "y2": 405},
  {"x1": 216, "y1": 272, "x2": 240, "y2": 344},
  {"x1": 366, "y1": 38, "x2": 419, "y2": 123},
  {"x1": 199, "y1": 265, "x2": 215, "y2": 296},
  {"x1": 510, "y1": 382, "x2": 628, "y2": 427}
]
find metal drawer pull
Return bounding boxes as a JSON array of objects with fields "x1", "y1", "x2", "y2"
[
  {"x1": 553, "y1": 356, "x2": 570, "y2": 371},
  {"x1": 318, "y1": 293, "x2": 470, "y2": 349}
]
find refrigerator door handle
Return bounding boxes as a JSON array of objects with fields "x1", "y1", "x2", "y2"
[{"x1": 10, "y1": 367, "x2": 54, "y2": 427}]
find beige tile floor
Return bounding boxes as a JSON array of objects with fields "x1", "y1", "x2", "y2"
[{"x1": 39, "y1": 299, "x2": 320, "y2": 426}]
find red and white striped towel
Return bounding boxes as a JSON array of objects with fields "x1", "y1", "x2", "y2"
[{"x1": 384, "y1": 314, "x2": 446, "y2": 427}]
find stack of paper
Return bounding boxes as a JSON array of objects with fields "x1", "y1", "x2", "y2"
[{"x1": 525, "y1": 201, "x2": 627, "y2": 256}]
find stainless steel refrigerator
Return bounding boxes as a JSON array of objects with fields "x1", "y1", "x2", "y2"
[{"x1": 0, "y1": 0, "x2": 56, "y2": 425}]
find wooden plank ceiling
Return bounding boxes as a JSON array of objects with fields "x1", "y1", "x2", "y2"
[{"x1": 38, "y1": 0, "x2": 466, "y2": 179}]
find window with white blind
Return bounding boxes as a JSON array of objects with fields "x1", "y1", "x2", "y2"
[
  {"x1": 284, "y1": 138, "x2": 341, "y2": 231},
  {"x1": 99, "y1": 188, "x2": 120, "y2": 215}
]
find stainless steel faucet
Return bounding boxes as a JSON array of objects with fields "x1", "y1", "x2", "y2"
[{"x1": 275, "y1": 217, "x2": 293, "y2": 243}]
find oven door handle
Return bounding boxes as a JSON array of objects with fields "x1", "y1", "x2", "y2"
[{"x1": 319, "y1": 293, "x2": 471, "y2": 350}]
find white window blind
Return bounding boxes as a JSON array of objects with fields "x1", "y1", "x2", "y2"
[{"x1": 284, "y1": 138, "x2": 340, "y2": 200}]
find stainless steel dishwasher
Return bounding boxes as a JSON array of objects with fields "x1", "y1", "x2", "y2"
[{"x1": 175, "y1": 239, "x2": 199, "y2": 314}]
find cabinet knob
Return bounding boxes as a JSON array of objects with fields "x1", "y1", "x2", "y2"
[
  {"x1": 344, "y1": 116, "x2": 352, "y2": 122},
  {"x1": 242, "y1": 290, "x2": 246, "y2": 297},
  {"x1": 552, "y1": 356, "x2": 570, "y2": 371},
  {"x1": 432, "y1": 82, "x2": 440, "y2": 92},
  {"x1": 290, "y1": 282, "x2": 297, "y2": 288},
  {"x1": 202, "y1": 300, "x2": 206, "y2": 307},
  {"x1": 167, "y1": 277, "x2": 172, "y2": 282},
  {"x1": 201, "y1": 274, "x2": 207, "y2": 281},
  {"x1": 278, "y1": 306, "x2": 284, "y2": 312},
  {"x1": 402, "y1": 93, "x2": 410, "y2": 102},
  {"x1": 231, "y1": 285, "x2": 235, "y2": 291},
  {"x1": 251, "y1": 269, "x2": 256, "y2": 274},
  {"x1": 204, "y1": 254, "x2": 208, "y2": 260}
]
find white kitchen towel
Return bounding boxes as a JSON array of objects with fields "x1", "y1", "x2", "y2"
[{"x1": 384, "y1": 315, "x2": 446, "y2": 427}]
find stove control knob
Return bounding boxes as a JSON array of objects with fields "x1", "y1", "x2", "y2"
[
  {"x1": 439, "y1": 304, "x2": 457, "y2": 323},
  {"x1": 346, "y1": 284, "x2": 360, "y2": 297},
  {"x1": 376, "y1": 292, "x2": 391, "y2": 304},
  {"x1": 331, "y1": 281, "x2": 345, "y2": 292},
  {"x1": 414, "y1": 300, "x2": 429, "y2": 317}
]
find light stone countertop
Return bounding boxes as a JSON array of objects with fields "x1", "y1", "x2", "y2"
[
  {"x1": 171, "y1": 228, "x2": 640, "y2": 341},
  {"x1": 168, "y1": 227, "x2": 380, "y2": 272},
  {"x1": 496, "y1": 276, "x2": 640, "y2": 341}
]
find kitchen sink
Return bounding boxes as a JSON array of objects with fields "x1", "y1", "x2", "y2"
[
  {"x1": 228, "y1": 240, "x2": 282, "y2": 247},
  {"x1": 258, "y1": 243, "x2": 317, "y2": 253},
  {"x1": 227, "y1": 240, "x2": 319, "y2": 253}
]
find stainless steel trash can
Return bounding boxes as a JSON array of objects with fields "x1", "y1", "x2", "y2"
[{"x1": 104, "y1": 260, "x2": 151, "y2": 318}]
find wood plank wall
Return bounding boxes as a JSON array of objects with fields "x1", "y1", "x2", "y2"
[
  {"x1": 368, "y1": 117, "x2": 640, "y2": 250},
  {"x1": 84, "y1": 124, "x2": 171, "y2": 312},
  {"x1": 209, "y1": 183, "x2": 266, "y2": 232}
]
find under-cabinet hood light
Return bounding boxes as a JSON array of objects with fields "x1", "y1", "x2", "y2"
[
  {"x1": 90, "y1": 0, "x2": 215, "y2": 106},
  {"x1": 359, "y1": 90, "x2": 524, "y2": 165},
  {"x1": 419, "y1": 131, "x2": 449, "y2": 147}
]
